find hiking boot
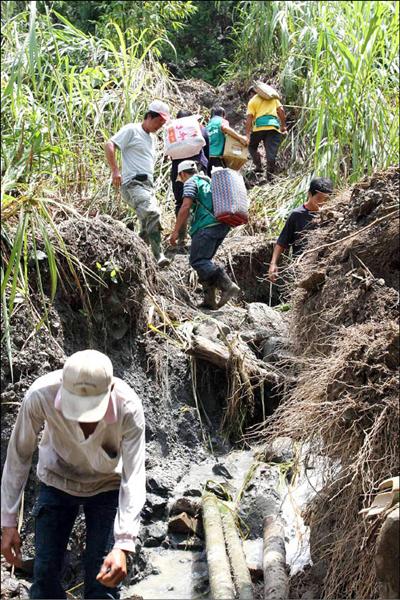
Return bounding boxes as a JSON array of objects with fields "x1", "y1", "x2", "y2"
[
  {"x1": 200, "y1": 282, "x2": 217, "y2": 310},
  {"x1": 157, "y1": 253, "x2": 171, "y2": 268},
  {"x1": 215, "y1": 269, "x2": 240, "y2": 307}
]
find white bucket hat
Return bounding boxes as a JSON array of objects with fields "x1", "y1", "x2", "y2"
[{"x1": 60, "y1": 350, "x2": 113, "y2": 422}]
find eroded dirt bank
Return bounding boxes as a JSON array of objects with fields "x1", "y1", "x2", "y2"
[{"x1": 1, "y1": 168, "x2": 399, "y2": 599}]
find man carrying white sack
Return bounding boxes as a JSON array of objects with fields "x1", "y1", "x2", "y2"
[
  {"x1": 105, "y1": 100, "x2": 171, "y2": 267},
  {"x1": 169, "y1": 160, "x2": 240, "y2": 309},
  {"x1": 1, "y1": 349, "x2": 145, "y2": 599}
]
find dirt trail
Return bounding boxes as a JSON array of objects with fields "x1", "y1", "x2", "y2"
[{"x1": 1, "y1": 124, "x2": 398, "y2": 599}]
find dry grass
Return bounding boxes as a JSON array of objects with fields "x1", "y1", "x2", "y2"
[{"x1": 260, "y1": 167, "x2": 400, "y2": 599}]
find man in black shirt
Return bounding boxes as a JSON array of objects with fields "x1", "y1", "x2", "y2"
[{"x1": 268, "y1": 177, "x2": 334, "y2": 282}]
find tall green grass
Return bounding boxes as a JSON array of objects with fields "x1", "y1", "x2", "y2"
[
  {"x1": 229, "y1": 1, "x2": 399, "y2": 192},
  {"x1": 1, "y1": 4, "x2": 175, "y2": 369}
]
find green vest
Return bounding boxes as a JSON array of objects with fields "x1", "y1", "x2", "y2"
[
  {"x1": 206, "y1": 116, "x2": 225, "y2": 157},
  {"x1": 190, "y1": 175, "x2": 219, "y2": 237}
]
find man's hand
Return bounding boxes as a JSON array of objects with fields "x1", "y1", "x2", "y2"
[
  {"x1": 268, "y1": 263, "x2": 279, "y2": 283},
  {"x1": 1, "y1": 527, "x2": 22, "y2": 567},
  {"x1": 96, "y1": 548, "x2": 127, "y2": 588},
  {"x1": 169, "y1": 230, "x2": 178, "y2": 246},
  {"x1": 280, "y1": 127, "x2": 288, "y2": 135},
  {"x1": 112, "y1": 169, "x2": 122, "y2": 188}
]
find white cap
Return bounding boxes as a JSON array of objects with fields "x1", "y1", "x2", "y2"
[
  {"x1": 61, "y1": 350, "x2": 113, "y2": 422},
  {"x1": 148, "y1": 100, "x2": 170, "y2": 121},
  {"x1": 176, "y1": 160, "x2": 198, "y2": 181}
]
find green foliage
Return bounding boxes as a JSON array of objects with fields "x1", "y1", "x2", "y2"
[
  {"x1": 229, "y1": 0, "x2": 399, "y2": 189},
  {"x1": 1, "y1": 3, "x2": 174, "y2": 350}
]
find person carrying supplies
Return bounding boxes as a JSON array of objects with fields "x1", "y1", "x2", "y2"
[
  {"x1": 268, "y1": 177, "x2": 334, "y2": 282},
  {"x1": 170, "y1": 109, "x2": 210, "y2": 246},
  {"x1": 169, "y1": 160, "x2": 240, "y2": 309},
  {"x1": 1, "y1": 349, "x2": 145, "y2": 599},
  {"x1": 105, "y1": 100, "x2": 171, "y2": 267},
  {"x1": 206, "y1": 106, "x2": 248, "y2": 176},
  {"x1": 245, "y1": 85, "x2": 287, "y2": 180}
]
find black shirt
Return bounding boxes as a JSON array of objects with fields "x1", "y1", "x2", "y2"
[{"x1": 277, "y1": 205, "x2": 317, "y2": 256}]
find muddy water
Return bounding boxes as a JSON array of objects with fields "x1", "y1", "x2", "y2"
[{"x1": 124, "y1": 447, "x2": 323, "y2": 599}]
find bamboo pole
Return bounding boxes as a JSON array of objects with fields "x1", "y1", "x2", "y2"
[
  {"x1": 202, "y1": 493, "x2": 235, "y2": 600},
  {"x1": 220, "y1": 502, "x2": 254, "y2": 600},
  {"x1": 263, "y1": 515, "x2": 289, "y2": 600}
]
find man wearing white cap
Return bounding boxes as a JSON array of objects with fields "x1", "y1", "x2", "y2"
[
  {"x1": 1, "y1": 350, "x2": 145, "y2": 599},
  {"x1": 105, "y1": 100, "x2": 171, "y2": 267}
]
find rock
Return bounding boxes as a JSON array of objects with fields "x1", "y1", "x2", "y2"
[
  {"x1": 263, "y1": 437, "x2": 294, "y2": 464},
  {"x1": 170, "y1": 497, "x2": 201, "y2": 518},
  {"x1": 193, "y1": 317, "x2": 231, "y2": 340},
  {"x1": 142, "y1": 521, "x2": 168, "y2": 547},
  {"x1": 168, "y1": 533, "x2": 205, "y2": 551},
  {"x1": 375, "y1": 504, "x2": 399, "y2": 599},
  {"x1": 141, "y1": 493, "x2": 168, "y2": 520},
  {"x1": 262, "y1": 335, "x2": 288, "y2": 362},
  {"x1": 168, "y1": 512, "x2": 203, "y2": 538},
  {"x1": 246, "y1": 303, "x2": 286, "y2": 334},
  {"x1": 212, "y1": 462, "x2": 233, "y2": 479},
  {"x1": 243, "y1": 538, "x2": 264, "y2": 581},
  {"x1": 183, "y1": 487, "x2": 203, "y2": 497},
  {"x1": 146, "y1": 473, "x2": 171, "y2": 498}
]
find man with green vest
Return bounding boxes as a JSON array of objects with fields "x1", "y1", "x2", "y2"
[
  {"x1": 245, "y1": 87, "x2": 287, "y2": 180},
  {"x1": 169, "y1": 160, "x2": 240, "y2": 309},
  {"x1": 206, "y1": 106, "x2": 248, "y2": 176}
]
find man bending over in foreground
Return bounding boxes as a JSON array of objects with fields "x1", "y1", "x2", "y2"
[{"x1": 1, "y1": 349, "x2": 145, "y2": 599}]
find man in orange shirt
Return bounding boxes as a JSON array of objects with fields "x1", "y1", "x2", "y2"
[{"x1": 245, "y1": 86, "x2": 287, "y2": 180}]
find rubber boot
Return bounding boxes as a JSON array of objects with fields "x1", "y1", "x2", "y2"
[
  {"x1": 199, "y1": 281, "x2": 217, "y2": 310},
  {"x1": 266, "y1": 160, "x2": 276, "y2": 182},
  {"x1": 215, "y1": 269, "x2": 240, "y2": 308},
  {"x1": 148, "y1": 231, "x2": 170, "y2": 268}
]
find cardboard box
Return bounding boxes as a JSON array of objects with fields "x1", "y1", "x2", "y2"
[{"x1": 223, "y1": 135, "x2": 248, "y2": 170}]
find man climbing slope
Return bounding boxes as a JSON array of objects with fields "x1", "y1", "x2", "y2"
[
  {"x1": 105, "y1": 100, "x2": 170, "y2": 267},
  {"x1": 206, "y1": 106, "x2": 247, "y2": 176},
  {"x1": 1, "y1": 350, "x2": 145, "y2": 599},
  {"x1": 169, "y1": 160, "x2": 240, "y2": 309},
  {"x1": 246, "y1": 85, "x2": 287, "y2": 180},
  {"x1": 268, "y1": 177, "x2": 334, "y2": 282}
]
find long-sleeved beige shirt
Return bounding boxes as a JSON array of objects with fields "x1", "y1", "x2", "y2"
[{"x1": 1, "y1": 370, "x2": 146, "y2": 553}]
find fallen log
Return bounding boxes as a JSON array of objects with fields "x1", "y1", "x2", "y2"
[
  {"x1": 263, "y1": 515, "x2": 289, "y2": 600},
  {"x1": 220, "y1": 502, "x2": 254, "y2": 600},
  {"x1": 186, "y1": 333, "x2": 282, "y2": 386},
  {"x1": 202, "y1": 493, "x2": 235, "y2": 600}
]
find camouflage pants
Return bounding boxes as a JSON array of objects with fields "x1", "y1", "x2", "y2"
[{"x1": 121, "y1": 178, "x2": 162, "y2": 259}]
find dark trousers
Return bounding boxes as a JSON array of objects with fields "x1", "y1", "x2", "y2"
[
  {"x1": 249, "y1": 129, "x2": 282, "y2": 171},
  {"x1": 30, "y1": 483, "x2": 120, "y2": 600},
  {"x1": 207, "y1": 156, "x2": 225, "y2": 177},
  {"x1": 190, "y1": 223, "x2": 230, "y2": 282}
]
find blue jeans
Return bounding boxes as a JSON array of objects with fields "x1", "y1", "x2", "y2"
[
  {"x1": 190, "y1": 224, "x2": 230, "y2": 283},
  {"x1": 30, "y1": 483, "x2": 120, "y2": 600}
]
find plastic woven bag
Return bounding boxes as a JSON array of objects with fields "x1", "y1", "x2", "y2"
[
  {"x1": 211, "y1": 168, "x2": 249, "y2": 227},
  {"x1": 254, "y1": 82, "x2": 281, "y2": 100},
  {"x1": 165, "y1": 115, "x2": 206, "y2": 160}
]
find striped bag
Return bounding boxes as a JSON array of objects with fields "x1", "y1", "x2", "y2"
[{"x1": 211, "y1": 168, "x2": 249, "y2": 227}]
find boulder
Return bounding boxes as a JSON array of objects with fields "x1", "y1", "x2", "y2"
[
  {"x1": 170, "y1": 497, "x2": 201, "y2": 518},
  {"x1": 246, "y1": 303, "x2": 286, "y2": 334},
  {"x1": 142, "y1": 521, "x2": 168, "y2": 547},
  {"x1": 168, "y1": 512, "x2": 203, "y2": 538}
]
